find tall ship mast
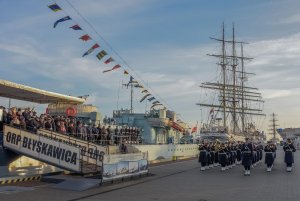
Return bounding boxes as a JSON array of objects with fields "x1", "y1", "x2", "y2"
[
  {"x1": 197, "y1": 23, "x2": 265, "y2": 142},
  {"x1": 269, "y1": 113, "x2": 279, "y2": 143}
]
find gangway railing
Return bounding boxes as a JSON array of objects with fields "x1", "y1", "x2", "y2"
[
  {"x1": 38, "y1": 128, "x2": 107, "y2": 164},
  {"x1": 2, "y1": 125, "x2": 104, "y2": 175}
]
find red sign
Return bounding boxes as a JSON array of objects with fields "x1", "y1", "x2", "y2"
[{"x1": 66, "y1": 107, "x2": 77, "y2": 117}]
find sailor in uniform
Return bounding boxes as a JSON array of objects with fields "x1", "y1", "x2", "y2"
[
  {"x1": 241, "y1": 138, "x2": 253, "y2": 176},
  {"x1": 264, "y1": 141, "x2": 275, "y2": 172},
  {"x1": 219, "y1": 143, "x2": 228, "y2": 171},
  {"x1": 252, "y1": 143, "x2": 257, "y2": 167},
  {"x1": 231, "y1": 143, "x2": 237, "y2": 167},
  {"x1": 283, "y1": 138, "x2": 296, "y2": 172},
  {"x1": 236, "y1": 141, "x2": 242, "y2": 165},
  {"x1": 214, "y1": 140, "x2": 220, "y2": 166},
  {"x1": 225, "y1": 142, "x2": 231, "y2": 169},
  {"x1": 209, "y1": 142, "x2": 215, "y2": 168},
  {"x1": 198, "y1": 142, "x2": 208, "y2": 171},
  {"x1": 258, "y1": 142, "x2": 264, "y2": 162}
]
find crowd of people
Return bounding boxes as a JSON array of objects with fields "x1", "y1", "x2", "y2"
[
  {"x1": 198, "y1": 138, "x2": 297, "y2": 175},
  {"x1": 0, "y1": 106, "x2": 141, "y2": 146}
]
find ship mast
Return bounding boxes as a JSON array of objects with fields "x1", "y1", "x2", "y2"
[
  {"x1": 231, "y1": 24, "x2": 237, "y2": 135},
  {"x1": 197, "y1": 23, "x2": 265, "y2": 136},
  {"x1": 269, "y1": 113, "x2": 279, "y2": 142},
  {"x1": 130, "y1": 76, "x2": 133, "y2": 114},
  {"x1": 240, "y1": 43, "x2": 245, "y2": 134},
  {"x1": 123, "y1": 76, "x2": 134, "y2": 114},
  {"x1": 221, "y1": 23, "x2": 227, "y2": 129}
]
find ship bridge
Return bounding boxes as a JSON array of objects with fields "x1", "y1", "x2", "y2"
[{"x1": 0, "y1": 79, "x2": 105, "y2": 174}]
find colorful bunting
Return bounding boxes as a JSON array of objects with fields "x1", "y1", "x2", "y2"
[
  {"x1": 82, "y1": 44, "x2": 100, "y2": 57},
  {"x1": 96, "y1": 50, "x2": 107, "y2": 60},
  {"x1": 103, "y1": 64, "x2": 121, "y2": 73},
  {"x1": 79, "y1": 34, "x2": 92, "y2": 41},
  {"x1": 70, "y1": 24, "x2": 82, "y2": 30},
  {"x1": 140, "y1": 94, "x2": 151, "y2": 102},
  {"x1": 104, "y1": 57, "x2": 114, "y2": 64},
  {"x1": 48, "y1": 4, "x2": 159, "y2": 109},
  {"x1": 54, "y1": 16, "x2": 71, "y2": 28},
  {"x1": 48, "y1": 3, "x2": 62, "y2": 12},
  {"x1": 148, "y1": 97, "x2": 155, "y2": 102}
]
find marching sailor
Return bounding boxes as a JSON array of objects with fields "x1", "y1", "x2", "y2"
[
  {"x1": 236, "y1": 141, "x2": 242, "y2": 164},
  {"x1": 252, "y1": 143, "x2": 258, "y2": 167},
  {"x1": 214, "y1": 140, "x2": 220, "y2": 166},
  {"x1": 209, "y1": 142, "x2": 215, "y2": 168},
  {"x1": 258, "y1": 142, "x2": 264, "y2": 162},
  {"x1": 283, "y1": 138, "x2": 296, "y2": 172},
  {"x1": 264, "y1": 141, "x2": 275, "y2": 172},
  {"x1": 198, "y1": 142, "x2": 208, "y2": 171},
  {"x1": 219, "y1": 143, "x2": 228, "y2": 171},
  {"x1": 241, "y1": 138, "x2": 253, "y2": 176}
]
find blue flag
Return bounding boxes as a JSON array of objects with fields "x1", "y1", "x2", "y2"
[
  {"x1": 48, "y1": 3, "x2": 62, "y2": 12},
  {"x1": 54, "y1": 16, "x2": 71, "y2": 28}
]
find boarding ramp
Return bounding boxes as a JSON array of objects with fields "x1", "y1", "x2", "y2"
[
  {"x1": 37, "y1": 128, "x2": 107, "y2": 163},
  {"x1": 3, "y1": 125, "x2": 104, "y2": 174}
]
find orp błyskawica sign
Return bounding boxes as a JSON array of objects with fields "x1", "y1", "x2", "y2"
[
  {"x1": 3, "y1": 125, "x2": 81, "y2": 172},
  {"x1": 38, "y1": 128, "x2": 106, "y2": 165}
]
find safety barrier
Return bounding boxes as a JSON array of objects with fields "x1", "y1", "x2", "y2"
[{"x1": 0, "y1": 175, "x2": 41, "y2": 185}]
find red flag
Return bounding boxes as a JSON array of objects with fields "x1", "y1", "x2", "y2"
[
  {"x1": 104, "y1": 57, "x2": 114, "y2": 64},
  {"x1": 112, "y1": 64, "x2": 121, "y2": 70},
  {"x1": 102, "y1": 64, "x2": 121, "y2": 73},
  {"x1": 79, "y1": 34, "x2": 91, "y2": 41},
  {"x1": 191, "y1": 126, "x2": 197, "y2": 133}
]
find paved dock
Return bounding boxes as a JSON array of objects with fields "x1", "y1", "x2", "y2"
[{"x1": 0, "y1": 147, "x2": 299, "y2": 201}]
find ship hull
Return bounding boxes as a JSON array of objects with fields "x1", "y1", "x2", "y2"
[{"x1": 131, "y1": 144, "x2": 199, "y2": 162}]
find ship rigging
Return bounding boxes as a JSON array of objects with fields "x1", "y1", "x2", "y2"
[{"x1": 197, "y1": 23, "x2": 265, "y2": 140}]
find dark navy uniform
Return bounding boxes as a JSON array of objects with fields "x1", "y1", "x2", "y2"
[
  {"x1": 283, "y1": 141, "x2": 296, "y2": 171},
  {"x1": 242, "y1": 141, "x2": 253, "y2": 175},
  {"x1": 236, "y1": 143, "x2": 242, "y2": 164},
  {"x1": 264, "y1": 143, "x2": 275, "y2": 171},
  {"x1": 198, "y1": 143, "x2": 208, "y2": 171},
  {"x1": 219, "y1": 144, "x2": 228, "y2": 171}
]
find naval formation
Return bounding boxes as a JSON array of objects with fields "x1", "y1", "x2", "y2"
[{"x1": 198, "y1": 138, "x2": 296, "y2": 175}]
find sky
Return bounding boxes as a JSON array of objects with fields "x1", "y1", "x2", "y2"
[{"x1": 1, "y1": 0, "x2": 300, "y2": 134}]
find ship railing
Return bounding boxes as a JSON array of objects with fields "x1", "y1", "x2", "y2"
[{"x1": 88, "y1": 135, "x2": 142, "y2": 145}]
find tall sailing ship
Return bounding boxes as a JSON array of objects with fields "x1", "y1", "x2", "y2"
[{"x1": 197, "y1": 24, "x2": 265, "y2": 142}]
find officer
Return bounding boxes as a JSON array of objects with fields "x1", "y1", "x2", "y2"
[
  {"x1": 283, "y1": 138, "x2": 296, "y2": 172},
  {"x1": 241, "y1": 138, "x2": 253, "y2": 176}
]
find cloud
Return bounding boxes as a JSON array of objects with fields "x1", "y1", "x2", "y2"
[{"x1": 278, "y1": 13, "x2": 300, "y2": 25}]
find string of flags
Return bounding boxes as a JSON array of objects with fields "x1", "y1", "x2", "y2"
[
  {"x1": 47, "y1": 2, "x2": 166, "y2": 110},
  {"x1": 48, "y1": 3, "x2": 120, "y2": 74}
]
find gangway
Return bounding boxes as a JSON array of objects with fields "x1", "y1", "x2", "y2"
[
  {"x1": 3, "y1": 125, "x2": 104, "y2": 174},
  {"x1": 37, "y1": 128, "x2": 107, "y2": 164}
]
